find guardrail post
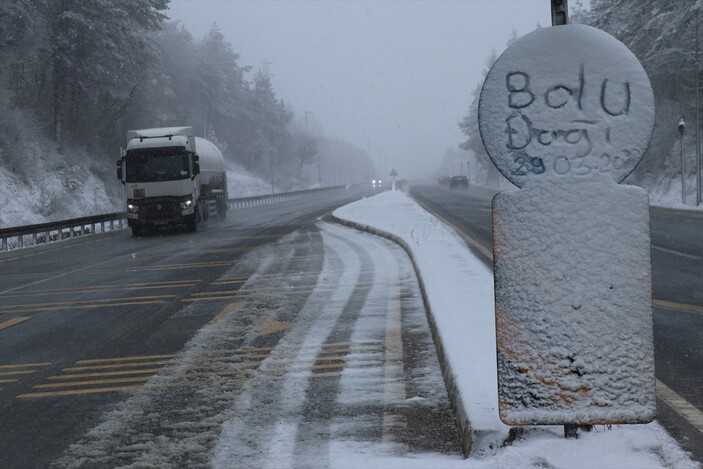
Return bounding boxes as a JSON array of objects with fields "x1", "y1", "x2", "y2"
[
  {"x1": 2, "y1": 237, "x2": 7, "y2": 251},
  {"x1": 33, "y1": 232, "x2": 38, "y2": 246},
  {"x1": 18, "y1": 235, "x2": 23, "y2": 249}
]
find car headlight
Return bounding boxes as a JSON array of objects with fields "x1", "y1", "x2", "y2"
[
  {"x1": 180, "y1": 198, "x2": 193, "y2": 210},
  {"x1": 127, "y1": 203, "x2": 139, "y2": 213}
]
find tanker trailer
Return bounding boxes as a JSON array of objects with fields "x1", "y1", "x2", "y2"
[{"x1": 116, "y1": 127, "x2": 228, "y2": 236}]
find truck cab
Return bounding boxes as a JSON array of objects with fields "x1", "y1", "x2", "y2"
[{"x1": 117, "y1": 127, "x2": 202, "y2": 236}]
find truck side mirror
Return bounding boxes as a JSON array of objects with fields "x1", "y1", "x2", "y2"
[
  {"x1": 193, "y1": 162, "x2": 200, "y2": 176},
  {"x1": 116, "y1": 159, "x2": 123, "y2": 181}
]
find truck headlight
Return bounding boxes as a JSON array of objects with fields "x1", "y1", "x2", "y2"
[
  {"x1": 180, "y1": 198, "x2": 193, "y2": 210},
  {"x1": 127, "y1": 203, "x2": 139, "y2": 213}
]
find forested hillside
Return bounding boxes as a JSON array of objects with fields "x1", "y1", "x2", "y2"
[
  {"x1": 0, "y1": 1, "x2": 374, "y2": 227},
  {"x1": 458, "y1": 1, "x2": 702, "y2": 206}
]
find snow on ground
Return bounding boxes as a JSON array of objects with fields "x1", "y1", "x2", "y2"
[
  {"x1": 332, "y1": 189, "x2": 699, "y2": 468},
  {"x1": 0, "y1": 158, "x2": 287, "y2": 229},
  {"x1": 647, "y1": 175, "x2": 703, "y2": 211},
  {"x1": 225, "y1": 161, "x2": 280, "y2": 198},
  {"x1": 0, "y1": 163, "x2": 120, "y2": 228}
]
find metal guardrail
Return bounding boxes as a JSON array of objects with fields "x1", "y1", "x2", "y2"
[
  {"x1": 0, "y1": 186, "x2": 346, "y2": 253},
  {"x1": 0, "y1": 213, "x2": 127, "y2": 252},
  {"x1": 227, "y1": 185, "x2": 343, "y2": 209}
]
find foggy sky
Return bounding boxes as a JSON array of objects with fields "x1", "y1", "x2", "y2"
[{"x1": 167, "y1": 1, "x2": 556, "y2": 179}]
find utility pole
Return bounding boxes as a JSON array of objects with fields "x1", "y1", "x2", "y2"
[
  {"x1": 552, "y1": 0, "x2": 582, "y2": 441},
  {"x1": 679, "y1": 118, "x2": 687, "y2": 204},
  {"x1": 551, "y1": 0, "x2": 568, "y2": 26},
  {"x1": 318, "y1": 164, "x2": 322, "y2": 188},
  {"x1": 696, "y1": 8, "x2": 701, "y2": 205},
  {"x1": 332, "y1": 165, "x2": 336, "y2": 186}
]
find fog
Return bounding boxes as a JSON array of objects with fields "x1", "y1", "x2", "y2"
[{"x1": 167, "y1": 1, "x2": 554, "y2": 179}]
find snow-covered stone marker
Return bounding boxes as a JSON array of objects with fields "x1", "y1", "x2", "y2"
[{"x1": 478, "y1": 24, "x2": 656, "y2": 430}]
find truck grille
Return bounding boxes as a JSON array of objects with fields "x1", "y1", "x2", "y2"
[{"x1": 142, "y1": 202, "x2": 179, "y2": 220}]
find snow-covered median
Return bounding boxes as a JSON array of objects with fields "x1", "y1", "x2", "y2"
[{"x1": 332, "y1": 189, "x2": 698, "y2": 468}]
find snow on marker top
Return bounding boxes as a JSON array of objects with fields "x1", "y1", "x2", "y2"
[
  {"x1": 480, "y1": 24, "x2": 656, "y2": 426},
  {"x1": 479, "y1": 24, "x2": 654, "y2": 189}
]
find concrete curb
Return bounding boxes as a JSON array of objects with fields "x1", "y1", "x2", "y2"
[{"x1": 327, "y1": 213, "x2": 473, "y2": 458}]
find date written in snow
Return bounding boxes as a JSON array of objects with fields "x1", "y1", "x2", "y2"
[
  {"x1": 503, "y1": 66, "x2": 636, "y2": 177},
  {"x1": 511, "y1": 149, "x2": 641, "y2": 177}
]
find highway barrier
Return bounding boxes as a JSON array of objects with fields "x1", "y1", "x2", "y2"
[{"x1": 0, "y1": 186, "x2": 346, "y2": 252}]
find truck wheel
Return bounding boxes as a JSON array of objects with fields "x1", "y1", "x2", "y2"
[
  {"x1": 218, "y1": 196, "x2": 227, "y2": 220},
  {"x1": 187, "y1": 212, "x2": 198, "y2": 232},
  {"x1": 131, "y1": 225, "x2": 142, "y2": 237}
]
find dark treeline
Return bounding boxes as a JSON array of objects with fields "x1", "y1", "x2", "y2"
[
  {"x1": 0, "y1": 0, "x2": 370, "y2": 191},
  {"x1": 459, "y1": 1, "x2": 701, "y2": 193}
]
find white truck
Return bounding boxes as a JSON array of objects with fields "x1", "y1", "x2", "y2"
[{"x1": 116, "y1": 127, "x2": 228, "y2": 236}]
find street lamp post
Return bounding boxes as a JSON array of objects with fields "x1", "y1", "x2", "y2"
[{"x1": 679, "y1": 118, "x2": 686, "y2": 204}]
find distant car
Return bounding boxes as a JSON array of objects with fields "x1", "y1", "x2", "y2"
[
  {"x1": 438, "y1": 175, "x2": 451, "y2": 185},
  {"x1": 372, "y1": 179, "x2": 382, "y2": 188},
  {"x1": 450, "y1": 175, "x2": 469, "y2": 190}
]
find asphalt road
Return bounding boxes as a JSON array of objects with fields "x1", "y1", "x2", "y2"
[
  {"x1": 409, "y1": 183, "x2": 703, "y2": 461},
  {"x1": 0, "y1": 186, "x2": 461, "y2": 468}
]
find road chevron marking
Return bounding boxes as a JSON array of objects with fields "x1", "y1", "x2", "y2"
[
  {"x1": 0, "y1": 317, "x2": 31, "y2": 331},
  {"x1": 653, "y1": 300, "x2": 703, "y2": 315},
  {"x1": 656, "y1": 379, "x2": 703, "y2": 433},
  {"x1": 256, "y1": 319, "x2": 292, "y2": 337}
]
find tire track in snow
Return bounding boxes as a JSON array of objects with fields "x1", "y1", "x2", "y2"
[
  {"x1": 292, "y1": 224, "x2": 390, "y2": 467},
  {"x1": 212, "y1": 223, "x2": 363, "y2": 468},
  {"x1": 51, "y1": 228, "x2": 325, "y2": 469}
]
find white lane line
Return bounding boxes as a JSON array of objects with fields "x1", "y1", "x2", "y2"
[
  {"x1": 656, "y1": 379, "x2": 703, "y2": 433},
  {"x1": 651, "y1": 245, "x2": 702, "y2": 260}
]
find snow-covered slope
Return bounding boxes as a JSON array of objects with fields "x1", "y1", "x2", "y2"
[{"x1": 0, "y1": 158, "x2": 280, "y2": 229}]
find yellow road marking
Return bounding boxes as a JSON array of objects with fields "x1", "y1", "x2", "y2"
[
  {"x1": 653, "y1": 300, "x2": 703, "y2": 315},
  {"x1": 34, "y1": 376, "x2": 152, "y2": 389},
  {"x1": 0, "y1": 362, "x2": 50, "y2": 370},
  {"x1": 0, "y1": 295, "x2": 174, "y2": 311},
  {"x1": 182, "y1": 285, "x2": 373, "y2": 303},
  {"x1": 209, "y1": 302, "x2": 244, "y2": 325},
  {"x1": 63, "y1": 360, "x2": 172, "y2": 372},
  {"x1": 181, "y1": 295, "x2": 249, "y2": 302},
  {"x1": 0, "y1": 280, "x2": 199, "y2": 299},
  {"x1": 0, "y1": 300, "x2": 168, "y2": 314},
  {"x1": 49, "y1": 368, "x2": 163, "y2": 380},
  {"x1": 0, "y1": 379, "x2": 18, "y2": 384},
  {"x1": 0, "y1": 317, "x2": 31, "y2": 330},
  {"x1": 0, "y1": 370, "x2": 37, "y2": 377},
  {"x1": 256, "y1": 320, "x2": 291, "y2": 337},
  {"x1": 75, "y1": 354, "x2": 178, "y2": 365},
  {"x1": 210, "y1": 268, "x2": 376, "y2": 285},
  {"x1": 17, "y1": 385, "x2": 144, "y2": 399}
]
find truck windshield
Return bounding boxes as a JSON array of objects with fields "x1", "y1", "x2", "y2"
[{"x1": 125, "y1": 147, "x2": 190, "y2": 182}]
